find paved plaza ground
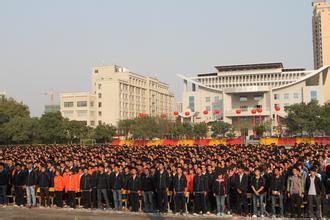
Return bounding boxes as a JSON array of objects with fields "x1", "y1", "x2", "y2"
[{"x1": 0, "y1": 206, "x2": 281, "y2": 220}]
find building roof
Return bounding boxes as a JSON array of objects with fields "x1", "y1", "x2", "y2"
[{"x1": 215, "y1": 62, "x2": 283, "y2": 72}]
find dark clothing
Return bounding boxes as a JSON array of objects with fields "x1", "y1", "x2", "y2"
[
  {"x1": 193, "y1": 174, "x2": 208, "y2": 192},
  {"x1": 54, "y1": 191, "x2": 63, "y2": 207},
  {"x1": 96, "y1": 173, "x2": 109, "y2": 189},
  {"x1": 25, "y1": 169, "x2": 37, "y2": 186},
  {"x1": 39, "y1": 187, "x2": 50, "y2": 206},
  {"x1": 234, "y1": 173, "x2": 249, "y2": 193},
  {"x1": 270, "y1": 175, "x2": 285, "y2": 193},
  {"x1": 67, "y1": 191, "x2": 76, "y2": 208},
  {"x1": 141, "y1": 174, "x2": 154, "y2": 192},
  {"x1": 212, "y1": 179, "x2": 227, "y2": 196},
  {"x1": 127, "y1": 175, "x2": 141, "y2": 192},
  {"x1": 81, "y1": 191, "x2": 91, "y2": 208},
  {"x1": 13, "y1": 170, "x2": 26, "y2": 187},
  {"x1": 155, "y1": 171, "x2": 169, "y2": 190},
  {"x1": 305, "y1": 176, "x2": 323, "y2": 196},
  {"x1": 173, "y1": 174, "x2": 187, "y2": 193},
  {"x1": 290, "y1": 193, "x2": 302, "y2": 217},
  {"x1": 110, "y1": 172, "x2": 124, "y2": 190},
  {"x1": 0, "y1": 170, "x2": 8, "y2": 185},
  {"x1": 174, "y1": 192, "x2": 185, "y2": 213},
  {"x1": 37, "y1": 172, "x2": 50, "y2": 188},
  {"x1": 80, "y1": 174, "x2": 92, "y2": 191},
  {"x1": 251, "y1": 176, "x2": 265, "y2": 194}
]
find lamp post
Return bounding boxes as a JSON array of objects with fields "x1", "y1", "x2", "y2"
[
  {"x1": 257, "y1": 107, "x2": 263, "y2": 126},
  {"x1": 251, "y1": 109, "x2": 257, "y2": 138},
  {"x1": 236, "y1": 108, "x2": 241, "y2": 136}
]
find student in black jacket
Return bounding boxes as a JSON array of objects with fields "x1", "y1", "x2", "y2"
[
  {"x1": 37, "y1": 166, "x2": 51, "y2": 207},
  {"x1": 96, "y1": 165, "x2": 110, "y2": 209},
  {"x1": 90, "y1": 168, "x2": 98, "y2": 208},
  {"x1": 127, "y1": 168, "x2": 141, "y2": 212},
  {"x1": 305, "y1": 167, "x2": 323, "y2": 218},
  {"x1": 234, "y1": 166, "x2": 249, "y2": 216},
  {"x1": 13, "y1": 164, "x2": 26, "y2": 207},
  {"x1": 110, "y1": 165, "x2": 124, "y2": 211},
  {"x1": 155, "y1": 163, "x2": 169, "y2": 213},
  {"x1": 80, "y1": 167, "x2": 92, "y2": 209},
  {"x1": 270, "y1": 167, "x2": 285, "y2": 217},
  {"x1": 173, "y1": 167, "x2": 187, "y2": 214},
  {"x1": 251, "y1": 167, "x2": 265, "y2": 217},
  {"x1": 25, "y1": 162, "x2": 37, "y2": 208},
  {"x1": 0, "y1": 163, "x2": 8, "y2": 206},
  {"x1": 141, "y1": 168, "x2": 154, "y2": 213},
  {"x1": 193, "y1": 167, "x2": 208, "y2": 215}
]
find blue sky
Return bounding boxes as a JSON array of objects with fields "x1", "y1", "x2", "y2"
[{"x1": 0, "y1": 0, "x2": 315, "y2": 116}]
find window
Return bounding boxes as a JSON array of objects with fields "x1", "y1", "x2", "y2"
[
  {"x1": 311, "y1": 90, "x2": 317, "y2": 100},
  {"x1": 98, "y1": 84, "x2": 102, "y2": 90},
  {"x1": 205, "y1": 97, "x2": 211, "y2": 102},
  {"x1": 240, "y1": 106, "x2": 248, "y2": 111},
  {"x1": 64, "y1": 101, "x2": 74, "y2": 108},
  {"x1": 90, "y1": 121, "x2": 95, "y2": 126},
  {"x1": 98, "y1": 111, "x2": 102, "y2": 116},
  {"x1": 90, "y1": 101, "x2": 94, "y2": 107},
  {"x1": 189, "y1": 96, "x2": 195, "y2": 112},
  {"x1": 214, "y1": 96, "x2": 220, "y2": 102},
  {"x1": 77, "y1": 101, "x2": 87, "y2": 107},
  {"x1": 98, "y1": 93, "x2": 102, "y2": 98},
  {"x1": 240, "y1": 96, "x2": 248, "y2": 102},
  {"x1": 98, "y1": 120, "x2": 102, "y2": 125},
  {"x1": 77, "y1": 111, "x2": 87, "y2": 117},
  {"x1": 98, "y1": 102, "x2": 102, "y2": 108},
  {"x1": 94, "y1": 69, "x2": 98, "y2": 73},
  {"x1": 254, "y1": 95, "x2": 263, "y2": 101},
  {"x1": 284, "y1": 93, "x2": 289, "y2": 100},
  {"x1": 294, "y1": 93, "x2": 299, "y2": 99},
  {"x1": 274, "y1": 94, "x2": 279, "y2": 100},
  {"x1": 62, "y1": 111, "x2": 74, "y2": 118}
]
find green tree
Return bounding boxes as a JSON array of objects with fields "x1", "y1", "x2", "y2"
[
  {"x1": 94, "y1": 123, "x2": 116, "y2": 143},
  {"x1": 211, "y1": 121, "x2": 232, "y2": 138},
  {"x1": 255, "y1": 125, "x2": 266, "y2": 137},
  {"x1": 64, "y1": 120, "x2": 89, "y2": 144},
  {"x1": 39, "y1": 112, "x2": 66, "y2": 144},
  {"x1": 117, "y1": 119, "x2": 134, "y2": 136},
  {"x1": 0, "y1": 97, "x2": 30, "y2": 125},
  {"x1": 193, "y1": 122, "x2": 208, "y2": 139}
]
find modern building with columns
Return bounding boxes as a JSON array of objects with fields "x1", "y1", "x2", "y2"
[{"x1": 179, "y1": 63, "x2": 329, "y2": 137}]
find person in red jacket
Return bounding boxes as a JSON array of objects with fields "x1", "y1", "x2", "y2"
[
  {"x1": 53, "y1": 170, "x2": 65, "y2": 207},
  {"x1": 64, "y1": 170, "x2": 80, "y2": 208}
]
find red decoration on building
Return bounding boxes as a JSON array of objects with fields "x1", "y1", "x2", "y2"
[
  {"x1": 257, "y1": 108, "x2": 263, "y2": 113},
  {"x1": 203, "y1": 110, "x2": 208, "y2": 115},
  {"x1": 236, "y1": 109, "x2": 241, "y2": 115},
  {"x1": 275, "y1": 106, "x2": 281, "y2": 112},
  {"x1": 138, "y1": 113, "x2": 145, "y2": 118},
  {"x1": 213, "y1": 109, "x2": 220, "y2": 115},
  {"x1": 185, "y1": 111, "x2": 190, "y2": 116},
  {"x1": 173, "y1": 111, "x2": 179, "y2": 116},
  {"x1": 251, "y1": 109, "x2": 257, "y2": 114}
]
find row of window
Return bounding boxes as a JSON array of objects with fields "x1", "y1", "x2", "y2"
[
  {"x1": 273, "y1": 91, "x2": 317, "y2": 101},
  {"x1": 64, "y1": 101, "x2": 89, "y2": 108}
]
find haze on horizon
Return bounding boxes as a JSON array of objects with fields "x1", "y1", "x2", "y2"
[{"x1": 0, "y1": 0, "x2": 315, "y2": 117}]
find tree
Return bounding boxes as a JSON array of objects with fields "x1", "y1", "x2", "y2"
[
  {"x1": 211, "y1": 121, "x2": 232, "y2": 138},
  {"x1": 285, "y1": 101, "x2": 323, "y2": 136},
  {"x1": 0, "y1": 97, "x2": 30, "y2": 125},
  {"x1": 117, "y1": 119, "x2": 134, "y2": 136},
  {"x1": 193, "y1": 122, "x2": 208, "y2": 139},
  {"x1": 94, "y1": 123, "x2": 116, "y2": 143},
  {"x1": 64, "y1": 120, "x2": 89, "y2": 144},
  {"x1": 39, "y1": 112, "x2": 66, "y2": 144},
  {"x1": 255, "y1": 125, "x2": 266, "y2": 137}
]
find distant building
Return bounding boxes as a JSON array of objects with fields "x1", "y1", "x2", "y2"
[
  {"x1": 312, "y1": 0, "x2": 330, "y2": 102},
  {"x1": 60, "y1": 65, "x2": 174, "y2": 127},
  {"x1": 44, "y1": 104, "x2": 60, "y2": 114},
  {"x1": 179, "y1": 63, "x2": 329, "y2": 136},
  {"x1": 0, "y1": 91, "x2": 5, "y2": 100}
]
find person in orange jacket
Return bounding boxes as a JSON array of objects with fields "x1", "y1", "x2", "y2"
[
  {"x1": 64, "y1": 170, "x2": 80, "y2": 208},
  {"x1": 54, "y1": 170, "x2": 65, "y2": 207},
  {"x1": 185, "y1": 169, "x2": 195, "y2": 193}
]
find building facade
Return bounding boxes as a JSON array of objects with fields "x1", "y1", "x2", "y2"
[
  {"x1": 312, "y1": 0, "x2": 330, "y2": 102},
  {"x1": 44, "y1": 104, "x2": 60, "y2": 114},
  {"x1": 60, "y1": 65, "x2": 174, "y2": 127},
  {"x1": 179, "y1": 63, "x2": 329, "y2": 136},
  {"x1": 0, "y1": 91, "x2": 5, "y2": 100}
]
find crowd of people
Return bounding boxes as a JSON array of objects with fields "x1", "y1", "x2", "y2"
[{"x1": 0, "y1": 143, "x2": 329, "y2": 218}]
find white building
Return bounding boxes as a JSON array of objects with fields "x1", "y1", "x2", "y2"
[
  {"x1": 0, "y1": 91, "x2": 5, "y2": 100},
  {"x1": 179, "y1": 63, "x2": 329, "y2": 136},
  {"x1": 60, "y1": 65, "x2": 174, "y2": 127}
]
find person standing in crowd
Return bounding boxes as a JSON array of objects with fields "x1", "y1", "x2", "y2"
[
  {"x1": 155, "y1": 163, "x2": 169, "y2": 214},
  {"x1": 80, "y1": 167, "x2": 92, "y2": 209},
  {"x1": 251, "y1": 167, "x2": 265, "y2": 217},
  {"x1": 0, "y1": 163, "x2": 8, "y2": 207},
  {"x1": 37, "y1": 166, "x2": 51, "y2": 207},
  {"x1": 141, "y1": 167, "x2": 154, "y2": 213},
  {"x1": 53, "y1": 170, "x2": 65, "y2": 208},
  {"x1": 306, "y1": 166, "x2": 323, "y2": 218},
  {"x1": 13, "y1": 164, "x2": 26, "y2": 207},
  {"x1": 96, "y1": 165, "x2": 110, "y2": 210},
  {"x1": 287, "y1": 167, "x2": 304, "y2": 218},
  {"x1": 212, "y1": 172, "x2": 227, "y2": 216},
  {"x1": 173, "y1": 166, "x2": 187, "y2": 215},
  {"x1": 270, "y1": 167, "x2": 285, "y2": 217},
  {"x1": 64, "y1": 169, "x2": 79, "y2": 209},
  {"x1": 110, "y1": 165, "x2": 124, "y2": 211},
  {"x1": 25, "y1": 162, "x2": 37, "y2": 208},
  {"x1": 193, "y1": 167, "x2": 207, "y2": 216},
  {"x1": 127, "y1": 167, "x2": 141, "y2": 212},
  {"x1": 234, "y1": 166, "x2": 249, "y2": 217},
  {"x1": 90, "y1": 166, "x2": 98, "y2": 209}
]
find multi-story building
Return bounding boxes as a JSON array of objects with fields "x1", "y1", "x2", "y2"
[
  {"x1": 312, "y1": 0, "x2": 330, "y2": 102},
  {"x1": 60, "y1": 65, "x2": 174, "y2": 127},
  {"x1": 179, "y1": 63, "x2": 329, "y2": 136},
  {"x1": 44, "y1": 104, "x2": 61, "y2": 114},
  {"x1": 0, "y1": 91, "x2": 5, "y2": 100}
]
